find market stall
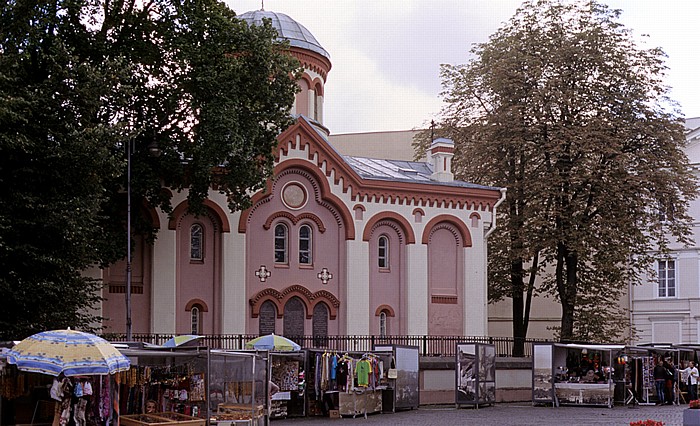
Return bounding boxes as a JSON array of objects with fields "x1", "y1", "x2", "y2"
[
  {"x1": 0, "y1": 357, "x2": 56, "y2": 426},
  {"x1": 455, "y1": 343, "x2": 496, "y2": 408},
  {"x1": 117, "y1": 347, "x2": 210, "y2": 422},
  {"x1": 118, "y1": 347, "x2": 268, "y2": 426},
  {"x1": 209, "y1": 351, "x2": 267, "y2": 426},
  {"x1": 306, "y1": 349, "x2": 395, "y2": 418},
  {"x1": 374, "y1": 344, "x2": 420, "y2": 411},
  {"x1": 268, "y1": 351, "x2": 306, "y2": 419},
  {"x1": 2, "y1": 330, "x2": 131, "y2": 426},
  {"x1": 532, "y1": 343, "x2": 623, "y2": 408},
  {"x1": 625, "y1": 345, "x2": 682, "y2": 405}
]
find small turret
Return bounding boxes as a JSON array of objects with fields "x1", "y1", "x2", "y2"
[{"x1": 429, "y1": 138, "x2": 455, "y2": 182}]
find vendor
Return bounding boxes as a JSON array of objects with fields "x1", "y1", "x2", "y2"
[{"x1": 145, "y1": 400, "x2": 158, "y2": 414}]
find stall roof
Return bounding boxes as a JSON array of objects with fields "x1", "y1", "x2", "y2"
[
  {"x1": 118, "y1": 347, "x2": 209, "y2": 358},
  {"x1": 553, "y1": 343, "x2": 626, "y2": 351}
]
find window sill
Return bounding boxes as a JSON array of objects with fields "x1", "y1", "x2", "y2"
[
  {"x1": 274, "y1": 263, "x2": 290, "y2": 269},
  {"x1": 379, "y1": 268, "x2": 391, "y2": 273},
  {"x1": 299, "y1": 264, "x2": 314, "y2": 269}
]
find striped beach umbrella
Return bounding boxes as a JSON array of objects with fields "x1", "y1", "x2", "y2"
[
  {"x1": 245, "y1": 334, "x2": 301, "y2": 351},
  {"x1": 6, "y1": 329, "x2": 130, "y2": 376}
]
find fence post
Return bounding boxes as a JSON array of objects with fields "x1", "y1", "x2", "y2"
[{"x1": 422, "y1": 335, "x2": 427, "y2": 356}]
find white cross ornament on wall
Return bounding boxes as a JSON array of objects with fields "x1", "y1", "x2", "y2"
[
  {"x1": 317, "y1": 267, "x2": 333, "y2": 284},
  {"x1": 255, "y1": 265, "x2": 271, "y2": 282}
]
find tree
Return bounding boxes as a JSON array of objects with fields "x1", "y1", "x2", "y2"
[
  {"x1": 0, "y1": 0, "x2": 300, "y2": 339},
  {"x1": 417, "y1": 0, "x2": 696, "y2": 345}
]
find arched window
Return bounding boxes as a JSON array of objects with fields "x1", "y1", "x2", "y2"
[
  {"x1": 378, "y1": 235, "x2": 389, "y2": 269},
  {"x1": 299, "y1": 225, "x2": 312, "y2": 265},
  {"x1": 379, "y1": 311, "x2": 388, "y2": 337},
  {"x1": 191, "y1": 306, "x2": 201, "y2": 334},
  {"x1": 259, "y1": 301, "x2": 277, "y2": 335},
  {"x1": 190, "y1": 224, "x2": 203, "y2": 260},
  {"x1": 274, "y1": 224, "x2": 288, "y2": 264},
  {"x1": 283, "y1": 297, "x2": 305, "y2": 339},
  {"x1": 313, "y1": 303, "x2": 329, "y2": 347}
]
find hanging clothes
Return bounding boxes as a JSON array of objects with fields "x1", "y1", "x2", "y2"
[{"x1": 356, "y1": 359, "x2": 372, "y2": 388}]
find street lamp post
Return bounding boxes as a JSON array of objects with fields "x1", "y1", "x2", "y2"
[{"x1": 126, "y1": 138, "x2": 133, "y2": 341}]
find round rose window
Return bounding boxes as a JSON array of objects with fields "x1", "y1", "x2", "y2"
[{"x1": 282, "y1": 182, "x2": 307, "y2": 210}]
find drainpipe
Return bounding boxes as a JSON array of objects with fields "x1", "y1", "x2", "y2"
[{"x1": 484, "y1": 188, "x2": 507, "y2": 238}]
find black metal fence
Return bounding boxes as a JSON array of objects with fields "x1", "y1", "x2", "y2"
[{"x1": 104, "y1": 334, "x2": 551, "y2": 357}]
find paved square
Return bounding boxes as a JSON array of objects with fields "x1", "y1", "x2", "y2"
[{"x1": 273, "y1": 403, "x2": 685, "y2": 426}]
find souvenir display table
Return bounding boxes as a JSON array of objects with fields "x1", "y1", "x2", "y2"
[{"x1": 120, "y1": 412, "x2": 205, "y2": 426}]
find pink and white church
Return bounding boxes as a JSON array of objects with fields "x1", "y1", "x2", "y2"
[{"x1": 98, "y1": 9, "x2": 506, "y2": 339}]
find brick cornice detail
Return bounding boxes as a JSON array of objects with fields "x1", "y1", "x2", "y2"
[
  {"x1": 274, "y1": 119, "x2": 501, "y2": 212},
  {"x1": 249, "y1": 285, "x2": 340, "y2": 320},
  {"x1": 289, "y1": 47, "x2": 331, "y2": 81}
]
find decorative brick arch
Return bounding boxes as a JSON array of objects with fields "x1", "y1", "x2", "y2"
[
  {"x1": 168, "y1": 199, "x2": 230, "y2": 232},
  {"x1": 249, "y1": 285, "x2": 340, "y2": 320},
  {"x1": 374, "y1": 304, "x2": 395, "y2": 317},
  {"x1": 421, "y1": 214, "x2": 472, "y2": 247},
  {"x1": 185, "y1": 299, "x2": 209, "y2": 312},
  {"x1": 263, "y1": 211, "x2": 326, "y2": 233},
  {"x1": 362, "y1": 211, "x2": 416, "y2": 244},
  {"x1": 238, "y1": 159, "x2": 355, "y2": 240},
  {"x1": 312, "y1": 78, "x2": 324, "y2": 96}
]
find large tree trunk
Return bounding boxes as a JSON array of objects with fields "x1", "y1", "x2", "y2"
[
  {"x1": 557, "y1": 241, "x2": 578, "y2": 341},
  {"x1": 511, "y1": 258, "x2": 526, "y2": 356}
]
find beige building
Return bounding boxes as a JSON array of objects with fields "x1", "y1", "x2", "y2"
[{"x1": 629, "y1": 117, "x2": 700, "y2": 344}]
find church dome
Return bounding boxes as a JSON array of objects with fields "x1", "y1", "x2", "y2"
[{"x1": 238, "y1": 10, "x2": 330, "y2": 60}]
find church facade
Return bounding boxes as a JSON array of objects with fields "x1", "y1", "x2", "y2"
[{"x1": 98, "y1": 10, "x2": 505, "y2": 339}]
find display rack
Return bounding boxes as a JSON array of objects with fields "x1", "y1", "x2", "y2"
[{"x1": 455, "y1": 342, "x2": 496, "y2": 408}]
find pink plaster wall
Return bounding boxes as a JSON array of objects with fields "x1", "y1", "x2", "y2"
[
  {"x1": 368, "y1": 224, "x2": 403, "y2": 335},
  {"x1": 246, "y1": 169, "x2": 343, "y2": 335},
  {"x1": 295, "y1": 79, "x2": 310, "y2": 117},
  {"x1": 428, "y1": 226, "x2": 464, "y2": 336},
  {"x1": 102, "y1": 235, "x2": 151, "y2": 334},
  {"x1": 176, "y1": 211, "x2": 221, "y2": 334}
]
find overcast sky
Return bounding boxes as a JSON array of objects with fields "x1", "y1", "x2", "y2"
[{"x1": 226, "y1": 0, "x2": 700, "y2": 135}]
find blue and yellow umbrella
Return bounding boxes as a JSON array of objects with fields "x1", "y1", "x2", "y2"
[
  {"x1": 6, "y1": 329, "x2": 130, "y2": 376},
  {"x1": 245, "y1": 334, "x2": 301, "y2": 351}
]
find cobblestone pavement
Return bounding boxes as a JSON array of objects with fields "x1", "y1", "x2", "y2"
[{"x1": 272, "y1": 403, "x2": 686, "y2": 426}]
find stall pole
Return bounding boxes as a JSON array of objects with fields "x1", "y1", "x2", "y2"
[{"x1": 206, "y1": 347, "x2": 211, "y2": 425}]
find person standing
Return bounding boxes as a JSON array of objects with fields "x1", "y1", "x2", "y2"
[
  {"x1": 683, "y1": 361, "x2": 700, "y2": 401},
  {"x1": 664, "y1": 359, "x2": 677, "y2": 405},
  {"x1": 654, "y1": 360, "x2": 666, "y2": 405}
]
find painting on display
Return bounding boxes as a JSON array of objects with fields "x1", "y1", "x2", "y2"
[{"x1": 456, "y1": 344, "x2": 477, "y2": 403}]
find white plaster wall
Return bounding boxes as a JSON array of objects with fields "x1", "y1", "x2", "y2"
[
  {"x1": 221, "y1": 227, "x2": 246, "y2": 334},
  {"x1": 464, "y1": 233, "x2": 486, "y2": 336},
  {"x1": 406, "y1": 244, "x2": 428, "y2": 335},
  {"x1": 151, "y1": 219, "x2": 177, "y2": 334},
  {"x1": 345, "y1": 239, "x2": 369, "y2": 334}
]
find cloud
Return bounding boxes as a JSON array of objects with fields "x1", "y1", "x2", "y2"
[
  {"x1": 324, "y1": 45, "x2": 442, "y2": 134},
  {"x1": 227, "y1": 0, "x2": 700, "y2": 132}
]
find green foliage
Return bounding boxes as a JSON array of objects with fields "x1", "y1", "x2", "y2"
[
  {"x1": 0, "y1": 0, "x2": 299, "y2": 339},
  {"x1": 429, "y1": 0, "x2": 696, "y2": 342}
]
